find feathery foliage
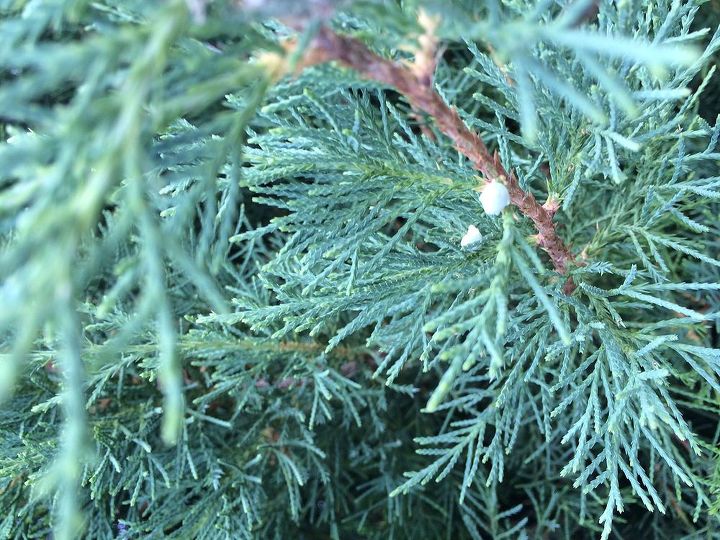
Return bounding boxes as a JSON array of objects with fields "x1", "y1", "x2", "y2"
[{"x1": 1, "y1": 0, "x2": 719, "y2": 538}]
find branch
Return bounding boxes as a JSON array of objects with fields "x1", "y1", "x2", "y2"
[{"x1": 298, "y1": 26, "x2": 577, "y2": 277}]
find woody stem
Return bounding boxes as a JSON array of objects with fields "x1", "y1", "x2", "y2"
[{"x1": 302, "y1": 27, "x2": 576, "y2": 277}]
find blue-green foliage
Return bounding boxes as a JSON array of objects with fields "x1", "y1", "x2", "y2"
[{"x1": 0, "y1": 0, "x2": 719, "y2": 539}]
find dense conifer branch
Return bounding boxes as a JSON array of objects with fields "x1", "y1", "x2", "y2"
[
  {"x1": 300, "y1": 26, "x2": 576, "y2": 274},
  {"x1": 2, "y1": 1, "x2": 719, "y2": 538}
]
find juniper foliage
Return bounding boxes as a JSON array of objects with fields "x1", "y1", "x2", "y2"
[{"x1": 0, "y1": 0, "x2": 719, "y2": 539}]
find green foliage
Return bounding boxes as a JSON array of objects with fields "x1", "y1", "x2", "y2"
[{"x1": 1, "y1": 0, "x2": 719, "y2": 539}]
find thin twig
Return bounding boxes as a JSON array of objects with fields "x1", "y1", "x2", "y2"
[{"x1": 299, "y1": 26, "x2": 577, "y2": 278}]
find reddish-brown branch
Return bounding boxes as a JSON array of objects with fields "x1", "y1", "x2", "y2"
[{"x1": 300, "y1": 27, "x2": 576, "y2": 277}]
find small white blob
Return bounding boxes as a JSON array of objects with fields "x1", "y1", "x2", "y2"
[
  {"x1": 479, "y1": 181, "x2": 510, "y2": 216},
  {"x1": 460, "y1": 225, "x2": 483, "y2": 249}
]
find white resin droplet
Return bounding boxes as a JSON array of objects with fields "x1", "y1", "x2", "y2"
[
  {"x1": 479, "y1": 181, "x2": 510, "y2": 216},
  {"x1": 460, "y1": 225, "x2": 483, "y2": 249}
]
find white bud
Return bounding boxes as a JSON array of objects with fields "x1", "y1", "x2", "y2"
[
  {"x1": 479, "y1": 181, "x2": 510, "y2": 216},
  {"x1": 460, "y1": 225, "x2": 483, "y2": 249}
]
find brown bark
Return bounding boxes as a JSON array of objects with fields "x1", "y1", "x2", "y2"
[{"x1": 301, "y1": 27, "x2": 577, "y2": 277}]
